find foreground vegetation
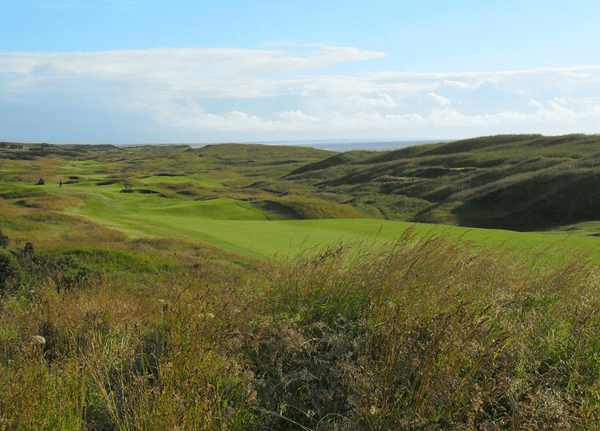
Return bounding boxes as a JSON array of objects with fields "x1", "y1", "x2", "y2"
[
  {"x1": 2, "y1": 135, "x2": 600, "y2": 429},
  {"x1": 1, "y1": 227, "x2": 600, "y2": 430}
]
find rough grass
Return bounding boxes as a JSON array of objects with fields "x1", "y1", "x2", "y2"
[
  {"x1": 4, "y1": 137, "x2": 600, "y2": 430},
  {"x1": 0, "y1": 230, "x2": 599, "y2": 429},
  {"x1": 285, "y1": 134, "x2": 600, "y2": 230},
  {"x1": 7, "y1": 136, "x2": 600, "y2": 233}
]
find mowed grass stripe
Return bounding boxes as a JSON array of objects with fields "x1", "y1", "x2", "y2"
[
  {"x1": 53, "y1": 182, "x2": 600, "y2": 263},
  {"x1": 78, "y1": 207, "x2": 600, "y2": 264}
]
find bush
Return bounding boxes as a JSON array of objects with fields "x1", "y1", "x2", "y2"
[
  {"x1": 0, "y1": 248, "x2": 23, "y2": 293},
  {"x1": 16, "y1": 249, "x2": 92, "y2": 292},
  {"x1": 0, "y1": 230, "x2": 9, "y2": 249}
]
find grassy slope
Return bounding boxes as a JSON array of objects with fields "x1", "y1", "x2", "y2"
[
  {"x1": 16, "y1": 169, "x2": 593, "y2": 263},
  {"x1": 2, "y1": 139, "x2": 600, "y2": 264},
  {"x1": 69, "y1": 193, "x2": 600, "y2": 264},
  {"x1": 2, "y1": 225, "x2": 600, "y2": 429},
  {"x1": 4, "y1": 140, "x2": 600, "y2": 429},
  {"x1": 287, "y1": 134, "x2": 600, "y2": 231}
]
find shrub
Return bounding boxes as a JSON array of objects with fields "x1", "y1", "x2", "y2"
[
  {"x1": 0, "y1": 247, "x2": 23, "y2": 293},
  {"x1": 0, "y1": 230, "x2": 9, "y2": 249},
  {"x1": 16, "y1": 249, "x2": 92, "y2": 292}
]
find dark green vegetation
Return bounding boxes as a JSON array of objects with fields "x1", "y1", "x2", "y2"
[
  {"x1": 285, "y1": 134, "x2": 600, "y2": 231},
  {"x1": 5, "y1": 135, "x2": 600, "y2": 234},
  {"x1": 2, "y1": 135, "x2": 600, "y2": 430}
]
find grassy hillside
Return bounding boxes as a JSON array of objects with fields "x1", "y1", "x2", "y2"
[
  {"x1": 7, "y1": 135, "x2": 600, "y2": 235},
  {"x1": 286, "y1": 134, "x2": 600, "y2": 231},
  {"x1": 3, "y1": 137, "x2": 600, "y2": 429},
  {"x1": 2, "y1": 136, "x2": 600, "y2": 260},
  {"x1": 0, "y1": 141, "x2": 598, "y2": 263}
]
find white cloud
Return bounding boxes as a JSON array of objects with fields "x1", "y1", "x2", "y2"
[
  {"x1": 277, "y1": 110, "x2": 322, "y2": 123},
  {"x1": 527, "y1": 99, "x2": 543, "y2": 109},
  {"x1": 443, "y1": 80, "x2": 473, "y2": 89},
  {"x1": 0, "y1": 47, "x2": 378, "y2": 85},
  {"x1": 1, "y1": 46, "x2": 600, "y2": 141},
  {"x1": 428, "y1": 92, "x2": 451, "y2": 106}
]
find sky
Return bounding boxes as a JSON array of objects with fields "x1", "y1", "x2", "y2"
[{"x1": 1, "y1": 0, "x2": 600, "y2": 145}]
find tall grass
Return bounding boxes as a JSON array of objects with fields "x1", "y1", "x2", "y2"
[
  {"x1": 1, "y1": 230, "x2": 600, "y2": 429},
  {"x1": 251, "y1": 229, "x2": 600, "y2": 430}
]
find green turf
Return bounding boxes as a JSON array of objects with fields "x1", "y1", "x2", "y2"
[
  {"x1": 32, "y1": 174, "x2": 592, "y2": 263},
  {"x1": 139, "y1": 175, "x2": 224, "y2": 188},
  {"x1": 3, "y1": 139, "x2": 600, "y2": 266},
  {"x1": 67, "y1": 190, "x2": 600, "y2": 263}
]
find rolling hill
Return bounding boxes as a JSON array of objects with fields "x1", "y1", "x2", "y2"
[{"x1": 284, "y1": 134, "x2": 600, "y2": 231}]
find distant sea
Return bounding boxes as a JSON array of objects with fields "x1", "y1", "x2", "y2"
[
  {"x1": 278, "y1": 140, "x2": 447, "y2": 152},
  {"x1": 192, "y1": 139, "x2": 449, "y2": 152}
]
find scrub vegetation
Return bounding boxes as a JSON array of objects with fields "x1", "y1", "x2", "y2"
[{"x1": 1, "y1": 135, "x2": 600, "y2": 429}]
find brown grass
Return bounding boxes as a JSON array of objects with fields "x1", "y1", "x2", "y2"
[
  {"x1": 1, "y1": 229, "x2": 600, "y2": 429},
  {"x1": 15, "y1": 195, "x2": 83, "y2": 211}
]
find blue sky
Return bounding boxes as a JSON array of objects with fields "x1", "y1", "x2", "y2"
[{"x1": 1, "y1": 0, "x2": 600, "y2": 144}]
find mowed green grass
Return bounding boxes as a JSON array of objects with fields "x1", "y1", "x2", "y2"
[
  {"x1": 141, "y1": 219, "x2": 600, "y2": 264},
  {"x1": 64, "y1": 183, "x2": 600, "y2": 263},
  {"x1": 10, "y1": 165, "x2": 599, "y2": 264}
]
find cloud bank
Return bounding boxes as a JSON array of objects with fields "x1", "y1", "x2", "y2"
[{"x1": 1, "y1": 46, "x2": 599, "y2": 143}]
